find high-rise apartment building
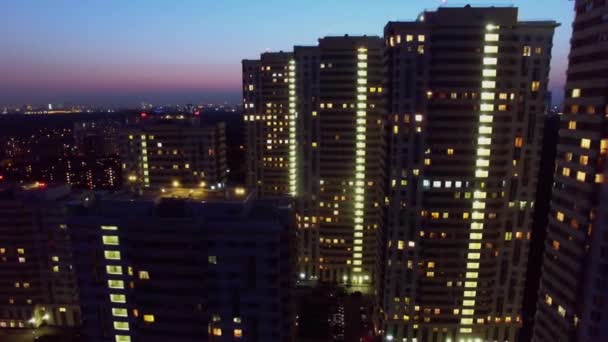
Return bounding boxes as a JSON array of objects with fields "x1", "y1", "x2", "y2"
[
  {"x1": 243, "y1": 52, "x2": 295, "y2": 197},
  {"x1": 380, "y1": 6, "x2": 557, "y2": 341},
  {"x1": 120, "y1": 115, "x2": 227, "y2": 191},
  {"x1": 0, "y1": 183, "x2": 80, "y2": 329},
  {"x1": 68, "y1": 188, "x2": 296, "y2": 342},
  {"x1": 244, "y1": 36, "x2": 386, "y2": 291},
  {"x1": 533, "y1": 1, "x2": 608, "y2": 341}
]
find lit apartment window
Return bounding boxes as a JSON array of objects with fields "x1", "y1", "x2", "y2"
[
  {"x1": 581, "y1": 138, "x2": 591, "y2": 149},
  {"x1": 112, "y1": 308, "x2": 128, "y2": 317},
  {"x1": 447, "y1": 148, "x2": 454, "y2": 155},
  {"x1": 601, "y1": 139, "x2": 608, "y2": 154},
  {"x1": 523, "y1": 46, "x2": 531, "y2": 56},
  {"x1": 596, "y1": 174, "x2": 605, "y2": 183},
  {"x1": 115, "y1": 335, "x2": 131, "y2": 342},
  {"x1": 102, "y1": 236, "x2": 119, "y2": 245},
  {"x1": 108, "y1": 280, "x2": 124, "y2": 289},
  {"x1": 106, "y1": 265, "x2": 123, "y2": 275},
  {"x1": 580, "y1": 155, "x2": 589, "y2": 165},
  {"x1": 208, "y1": 255, "x2": 217, "y2": 264},
  {"x1": 535, "y1": 47, "x2": 542, "y2": 54},
  {"x1": 531, "y1": 81, "x2": 540, "y2": 91},
  {"x1": 212, "y1": 328, "x2": 222, "y2": 336},
  {"x1": 552, "y1": 240, "x2": 560, "y2": 251},
  {"x1": 418, "y1": 35, "x2": 425, "y2": 42},
  {"x1": 577, "y1": 171, "x2": 586, "y2": 182},
  {"x1": 234, "y1": 329, "x2": 243, "y2": 338},
  {"x1": 572, "y1": 88, "x2": 581, "y2": 98},
  {"x1": 104, "y1": 251, "x2": 121, "y2": 260},
  {"x1": 110, "y1": 294, "x2": 126, "y2": 303},
  {"x1": 113, "y1": 321, "x2": 129, "y2": 331},
  {"x1": 568, "y1": 121, "x2": 576, "y2": 130},
  {"x1": 138, "y1": 271, "x2": 150, "y2": 280},
  {"x1": 514, "y1": 136, "x2": 523, "y2": 148},
  {"x1": 556, "y1": 212, "x2": 565, "y2": 222},
  {"x1": 143, "y1": 314, "x2": 155, "y2": 323},
  {"x1": 562, "y1": 167, "x2": 571, "y2": 177}
]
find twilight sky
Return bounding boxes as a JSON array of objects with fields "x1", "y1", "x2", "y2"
[{"x1": 0, "y1": 0, "x2": 572, "y2": 107}]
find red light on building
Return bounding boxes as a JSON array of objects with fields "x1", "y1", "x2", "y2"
[
  {"x1": 0, "y1": 175, "x2": 4, "y2": 181},
  {"x1": 140, "y1": 112, "x2": 148, "y2": 118},
  {"x1": 37, "y1": 182, "x2": 47, "y2": 187},
  {"x1": 194, "y1": 111, "x2": 200, "y2": 116}
]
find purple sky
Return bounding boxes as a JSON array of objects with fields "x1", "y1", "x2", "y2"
[{"x1": 0, "y1": 1, "x2": 572, "y2": 107}]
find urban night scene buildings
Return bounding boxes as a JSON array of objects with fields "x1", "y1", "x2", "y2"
[{"x1": 0, "y1": 1, "x2": 606, "y2": 342}]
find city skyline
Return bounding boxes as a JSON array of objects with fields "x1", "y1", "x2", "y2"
[{"x1": 1, "y1": 0, "x2": 572, "y2": 106}]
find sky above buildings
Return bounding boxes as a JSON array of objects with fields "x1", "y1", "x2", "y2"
[{"x1": 0, "y1": 0, "x2": 572, "y2": 107}]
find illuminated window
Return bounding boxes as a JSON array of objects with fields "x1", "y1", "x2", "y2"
[
  {"x1": 110, "y1": 294, "x2": 126, "y2": 303},
  {"x1": 484, "y1": 45, "x2": 498, "y2": 53},
  {"x1": 596, "y1": 174, "x2": 605, "y2": 184},
  {"x1": 523, "y1": 46, "x2": 531, "y2": 56},
  {"x1": 212, "y1": 328, "x2": 222, "y2": 336},
  {"x1": 562, "y1": 167, "x2": 571, "y2": 177},
  {"x1": 577, "y1": 171, "x2": 586, "y2": 182},
  {"x1": 571, "y1": 88, "x2": 581, "y2": 98},
  {"x1": 106, "y1": 265, "x2": 123, "y2": 275},
  {"x1": 208, "y1": 256, "x2": 217, "y2": 264},
  {"x1": 113, "y1": 321, "x2": 129, "y2": 331},
  {"x1": 531, "y1": 81, "x2": 540, "y2": 92},
  {"x1": 483, "y1": 57, "x2": 497, "y2": 65},
  {"x1": 579, "y1": 155, "x2": 589, "y2": 165},
  {"x1": 482, "y1": 81, "x2": 496, "y2": 89},
  {"x1": 104, "y1": 251, "x2": 121, "y2": 260},
  {"x1": 115, "y1": 335, "x2": 131, "y2": 342},
  {"x1": 102, "y1": 236, "x2": 119, "y2": 245},
  {"x1": 108, "y1": 280, "x2": 124, "y2": 289},
  {"x1": 447, "y1": 148, "x2": 454, "y2": 155},
  {"x1": 485, "y1": 33, "x2": 499, "y2": 41},
  {"x1": 505, "y1": 232, "x2": 512, "y2": 241},
  {"x1": 514, "y1": 136, "x2": 523, "y2": 148},
  {"x1": 138, "y1": 271, "x2": 150, "y2": 280},
  {"x1": 481, "y1": 92, "x2": 495, "y2": 100},
  {"x1": 552, "y1": 240, "x2": 560, "y2": 251},
  {"x1": 601, "y1": 139, "x2": 608, "y2": 154},
  {"x1": 406, "y1": 35, "x2": 413, "y2": 42},
  {"x1": 234, "y1": 329, "x2": 243, "y2": 338},
  {"x1": 143, "y1": 314, "x2": 155, "y2": 323},
  {"x1": 417, "y1": 45, "x2": 425, "y2": 54},
  {"x1": 581, "y1": 138, "x2": 591, "y2": 149},
  {"x1": 545, "y1": 294, "x2": 553, "y2": 305},
  {"x1": 556, "y1": 212, "x2": 565, "y2": 222},
  {"x1": 101, "y1": 225, "x2": 118, "y2": 231},
  {"x1": 112, "y1": 308, "x2": 128, "y2": 317},
  {"x1": 558, "y1": 306, "x2": 566, "y2": 317},
  {"x1": 568, "y1": 121, "x2": 576, "y2": 130},
  {"x1": 418, "y1": 35, "x2": 425, "y2": 42}
]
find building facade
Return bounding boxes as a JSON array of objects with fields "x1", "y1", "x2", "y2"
[
  {"x1": 533, "y1": 0, "x2": 608, "y2": 341},
  {"x1": 0, "y1": 184, "x2": 80, "y2": 329},
  {"x1": 380, "y1": 6, "x2": 557, "y2": 341},
  {"x1": 68, "y1": 189, "x2": 296, "y2": 342},
  {"x1": 120, "y1": 115, "x2": 227, "y2": 191},
  {"x1": 244, "y1": 36, "x2": 386, "y2": 292}
]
